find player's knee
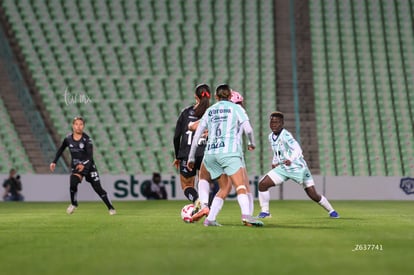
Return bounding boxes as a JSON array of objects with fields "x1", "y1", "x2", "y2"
[
  {"x1": 258, "y1": 176, "x2": 273, "y2": 192},
  {"x1": 258, "y1": 182, "x2": 266, "y2": 192},
  {"x1": 216, "y1": 189, "x2": 228, "y2": 199},
  {"x1": 235, "y1": 184, "x2": 247, "y2": 194},
  {"x1": 199, "y1": 168, "x2": 211, "y2": 181}
]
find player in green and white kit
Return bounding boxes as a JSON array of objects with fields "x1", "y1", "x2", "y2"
[
  {"x1": 187, "y1": 84, "x2": 263, "y2": 226},
  {"x1": 257, "y1": 111, "x2": 339, "y2": 219}
]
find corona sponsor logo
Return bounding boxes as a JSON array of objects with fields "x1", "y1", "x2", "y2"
[{"x1": 208, "y1": 108, "x2": 231, "y2": 116}]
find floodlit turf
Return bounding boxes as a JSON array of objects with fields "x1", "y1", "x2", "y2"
[{"x1": 0, "y1": 200, "x2": 413, "y2": 275}]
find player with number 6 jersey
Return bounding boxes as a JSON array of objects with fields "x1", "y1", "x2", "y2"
[{"x1": 187, "y1": 84, "x2": 263, "y2": 227}]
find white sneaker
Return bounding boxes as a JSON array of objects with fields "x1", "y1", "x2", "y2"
[
  {"x1": 109, "y1": 209, "x2": 117, "y2": 215},
  {"x1": 66, "y1": 204, "x2": 77, "y2": 214}
]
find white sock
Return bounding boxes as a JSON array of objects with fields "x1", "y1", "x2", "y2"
[
  {"x1": 258, "y1": 191, "x2": 270, "y2": 213},
  {"x1": 206, "y1": 197, "x2": 224, "y2": 221},
  {"x1": 198, "y1": 179, "x2": 210, "y2": 208},
  {"x1": 247, "y1": 192, "x2": 254, "y2": 216},
  {"x1": 237, "y1": 193, "x2": 250, "y2": 216},
  {"x1": 318, "y1": 195, "x2": 334, "y2": 213}
]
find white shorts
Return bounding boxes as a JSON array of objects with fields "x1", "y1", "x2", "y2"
[
  {"x1": 265, "y1": 166, "x2": 315, "y2": 189},
  {"x1": 203, "y1": 153, "x2": 243, "y2": 180}
]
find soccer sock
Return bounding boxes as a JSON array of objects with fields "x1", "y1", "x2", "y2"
[
  {"x1": 258, "y1": 190, "x2": 270, "y2": 213},
  {"x1": 70, "y1": 189, "x2": 78, "y2": 207},
  {"x1": 206, "y1": 197, "x2": 224, "y2": 221},
  {"x1": 247, "y1": 192, "x2": 254, "y2": 216},
  {"x1": 198, "y1": 179, "x2": 210, "y2": 208},
  {"x1": 237, "y1": 193, "x2": 250, "y2": 216},
  {"x1": 69, "y1": 174, "x2": 80, "y2": 207},
  {"x1": 318, "y1": 195, "x2": 334, "y2": 213},
  {"x1": 90, "y1": 180, "x2": 115, "y2": 210},
  {"x1": 184, "y1": 187, "x2": 199, "y2": 203},
  {"x1": 100, "y1": 194, "x2": 114, "y2": 210}
]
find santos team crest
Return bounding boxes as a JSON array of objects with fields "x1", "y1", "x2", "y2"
[{"x1": 400, "y1": 177, "x2": 414, "y2": 195}]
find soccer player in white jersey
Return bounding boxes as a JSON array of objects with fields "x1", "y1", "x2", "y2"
[
  {"x1": 257, "y1": 111, "x2": 339, "y2": 218},
  {"x1": 188, "y1": 90, "x2": 254, "y2": 219},
  {"x1": 187, "y1": 84, "x2": 263, "y2": 227}
]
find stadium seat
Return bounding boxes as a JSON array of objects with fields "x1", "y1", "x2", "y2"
[
  {"x1": 1, "y1": 0, "x2": 275, "y2": 175},
  {"x1": 309, "y1": 0, "x2": 414, "y2": 175},
  {"x1": 0, "y1": 99, "x2": 34, "y2": 173}
]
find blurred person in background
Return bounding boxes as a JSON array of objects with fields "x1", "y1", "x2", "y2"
[
  {"x1": 145, "y1": 172, "x2": 167, "y2": 200},
  {"x1": 2, "y1": 168, "x2": 24, "y2": 201}
]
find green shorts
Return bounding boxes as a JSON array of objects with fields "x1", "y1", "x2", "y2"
[
  {"x1": 265, "y1": 166, "x2": 315, "y2": 189},
  {"x1": 203, "y1": 153, "x2": 244, "y2": 180}
]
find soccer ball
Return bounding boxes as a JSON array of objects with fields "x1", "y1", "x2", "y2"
[{"x1": 181, "y1": 204, "x2": 195, "y2": 223}]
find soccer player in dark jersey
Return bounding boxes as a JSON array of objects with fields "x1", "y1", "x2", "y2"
[
  {"x1": 49, "y1": 117, "x2": 116, "y2": 215},
  {"x1": 173, "y1": 84, "x2": 211, "y2": 214}
]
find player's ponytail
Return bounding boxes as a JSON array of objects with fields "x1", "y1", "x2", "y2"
[{"x1": 194, "y1": 84, "x2": 211, "y2": 118}]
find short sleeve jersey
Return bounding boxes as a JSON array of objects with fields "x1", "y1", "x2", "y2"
[
  {"x1": 200, "y1": 100, "x2": 248, "y2": 156},
  {"x1": 173, "y1": 105, "x2": 206, "y2": 159},
  {"x1": 268, "y1": 128, "x2": 308, "y2": 172}
]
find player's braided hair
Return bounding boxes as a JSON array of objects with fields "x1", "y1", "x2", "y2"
[{"x1": 194, "y1": 84, "x2": 211, "y2": 118}]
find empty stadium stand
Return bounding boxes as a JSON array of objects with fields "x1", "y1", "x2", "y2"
[
  {"x1": 0, "y1": 0, "x2": 412, "y2": 177},
  {"x1": 0, "y1": 0, "x2": 276, "y2": 175},
  {"x1": 310, "y1": 0, "x2": 414, "y2": 175}
]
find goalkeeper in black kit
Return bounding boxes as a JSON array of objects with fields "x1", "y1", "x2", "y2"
[{"x1": 50, "y1": 116, "x2": 116, "y2": 215}]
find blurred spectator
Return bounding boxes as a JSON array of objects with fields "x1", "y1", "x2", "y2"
[
  {"x1": 145, "y1": 172, "x2": 167, "y2": 200},
  {"x1": 2, "y1": 168, "x2": 24, "y2": 201}
]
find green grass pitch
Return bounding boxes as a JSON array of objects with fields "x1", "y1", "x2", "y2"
[{"x1": 0, "y1": 200, "x2": 413, "y2": 275}]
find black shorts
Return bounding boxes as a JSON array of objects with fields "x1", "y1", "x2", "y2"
[
  {"x1": 72, "y1": 164, "x2": 100, "y2": 183},
  {"x1": 179, "y1": 156, "x2": 203, "y2": 178}
]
